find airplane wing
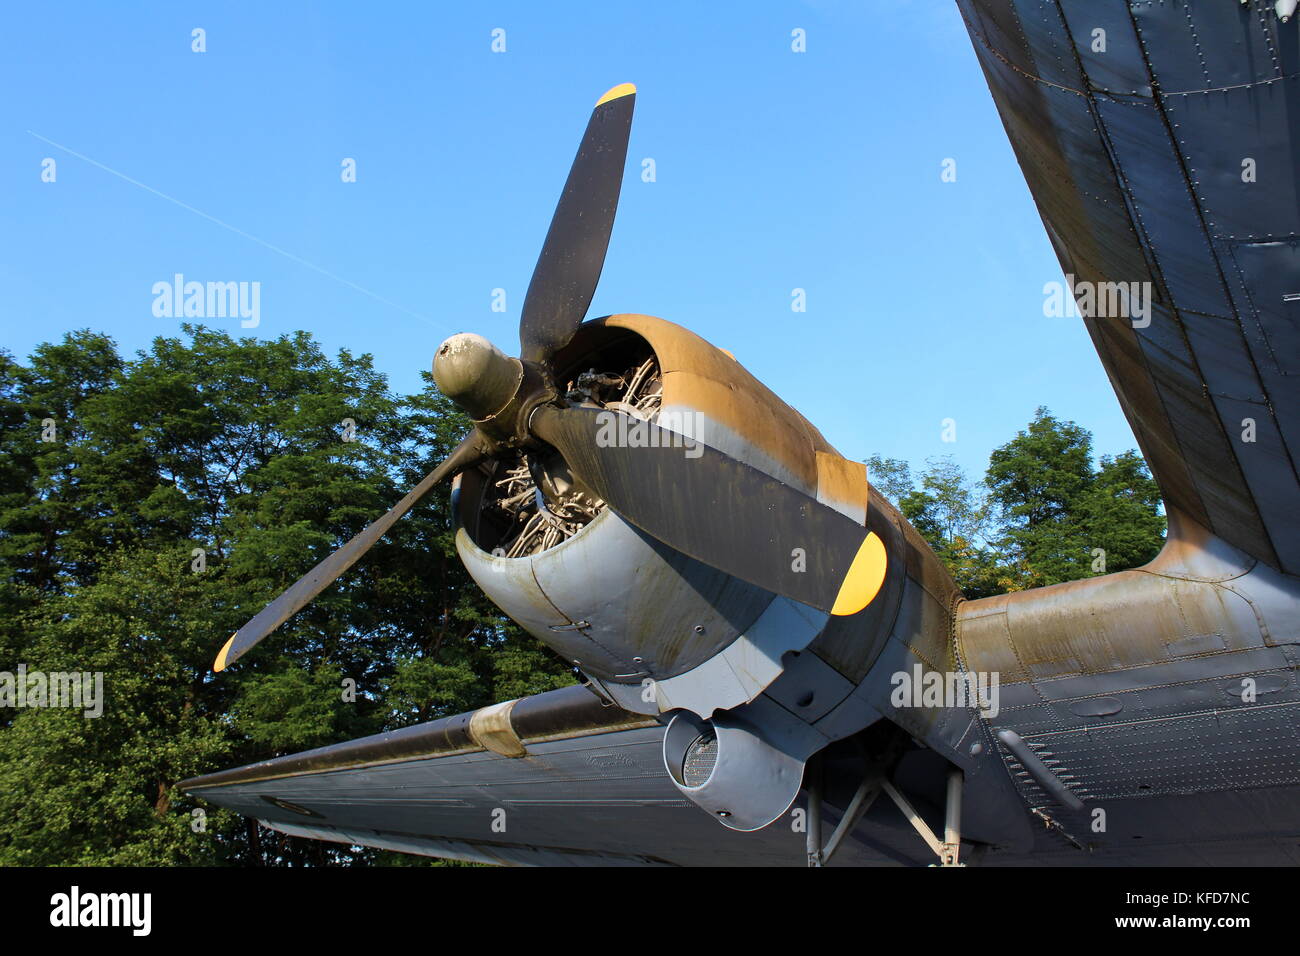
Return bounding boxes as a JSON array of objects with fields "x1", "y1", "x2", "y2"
[
  {"x1": 180, "y1": 684, "x2": 920, "y2": 867},
  {"x1": 958, "y1": 0, "x2": 1300, "y2": 575}
]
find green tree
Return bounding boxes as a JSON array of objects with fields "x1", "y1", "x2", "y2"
[
  {"x1": 865, "y1": 455, "x2": 913, "y2": 503},
  {"x1": 0, "y1": 327, "x2": 571, "y2": 866},
  {"x1": 986, "y1": 407, "x2": 1164, "y2": 588},
  {"x1": 869, "y1": 455, "x2": 1007, "y2": 599},
  {"x1": 868, "y1": 408, "x2": 1165, "y2": 597},
  {"x1": 1078, "y1": 450, "x2": 1166, "y2": 576}
]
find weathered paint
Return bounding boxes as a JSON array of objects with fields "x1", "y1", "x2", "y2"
[{"x1": 457, "y1": 313, "x2": 941, "y2": 689}]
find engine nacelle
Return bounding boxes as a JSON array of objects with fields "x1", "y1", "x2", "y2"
[{"x1": 452, "y1": 313, "x2": 909, "y2": 829}]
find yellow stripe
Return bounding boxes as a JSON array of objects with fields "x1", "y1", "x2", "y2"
[
  {"x1": 830, "y1": 532, "x2": 888, "y2": 616},
  {"x1": 596, "y1": 82, "x2": 636, "y2": 106},
  {"x1": 213, "y1": 635, "x2": 236, "y2": 672}
]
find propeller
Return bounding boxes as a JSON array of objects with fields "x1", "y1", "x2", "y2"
[
  {"x1": 213, "y1": 433, "x2": 486, "y2": 671},
  {"x1": 213, "y1": 83, "x2": 639, "y2": 672},
  {"x1": 520, "y1": 82, "x2": 636, "y2": 365},
  {"x1": 213, "y1": 81, "x2": 887, "y2": 673},
  {"x1": 527, "y1": 405, "x2": 887, "y2": 617}
]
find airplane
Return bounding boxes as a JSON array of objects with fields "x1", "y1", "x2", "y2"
[{"x1": 181, "y1": 0, "x2": 1300, "y2": 866}]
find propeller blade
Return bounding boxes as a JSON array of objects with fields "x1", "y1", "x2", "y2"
[
  {"x1": 213, "y1": 430, "x2": 487, "y2": 671},
  {"x1": 529, "y1": 405, "x2": 887, "y2": 616},
  {"x1": 519, "y1": 83, "x2": 636, "y2": 366}
]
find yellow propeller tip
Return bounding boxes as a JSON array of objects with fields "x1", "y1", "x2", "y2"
[
  {"x1": 830, "y1": 532, "x2": 888, "y2": 616},
  {"x1": 596, "y1": 82, "x2": 636, "y2": 107},
  {"x1": 213, "y1": 635, "x2": 236, "y2": 673}
]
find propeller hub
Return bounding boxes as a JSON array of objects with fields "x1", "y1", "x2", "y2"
[{"x1": 433, "y1": 333, "x2": 523, "y2": 423}]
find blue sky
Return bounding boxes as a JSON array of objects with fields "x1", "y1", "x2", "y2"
[{"x1": 2, "y1": 0, "x2": 1142, "y2": 486}]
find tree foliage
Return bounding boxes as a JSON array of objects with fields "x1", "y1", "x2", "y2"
[
  {"x1": 0, "y1": 327, "x2": 572, "y2": 866},
  {"x1": 869, "y1": 407, "x2": 1165, "y2": 598}
]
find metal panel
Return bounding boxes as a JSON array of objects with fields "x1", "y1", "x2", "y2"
[{"x1": 959, "y1": 0, "x2": 1300, "y2": 574}]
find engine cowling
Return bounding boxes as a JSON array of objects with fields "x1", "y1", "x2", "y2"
[
  {"x1": 454, "y1": 314, "x2": 871, "y2": 683},
  {"x1": 451, "y1": 313, "x2": 903, "y2": 829}
]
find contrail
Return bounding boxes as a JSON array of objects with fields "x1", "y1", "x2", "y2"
[{"x1": 28, "y1": 130, "x2": 445, "y2": 331}]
